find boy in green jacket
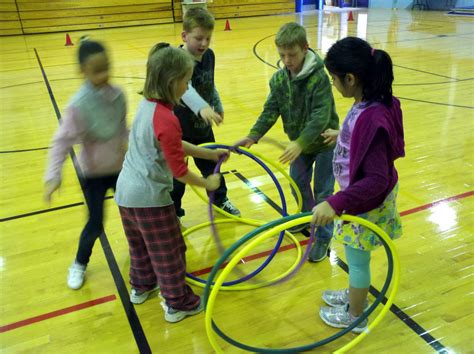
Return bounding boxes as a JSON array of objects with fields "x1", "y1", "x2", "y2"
[{"x1": 236, "y1": 22, "x2": 339, "y2": 262}]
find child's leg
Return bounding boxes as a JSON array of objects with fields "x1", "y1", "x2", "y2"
[
  {"x1": 345, "y1": 245, "x2": 371, "y2": 316},
  {"x1": 76, "y1": 176, "x2": 109, "y2": 265},
  {"x1": 118, "y1": 207, "x2": 157, "y2": 290},
  {"x1": 313, "y1": 148, "x2": 335, "y2": 241},
  {"x1": 170, "y1": 178, "x2": 186, "y2": 217},
  {"x1": 289, "y1": 153, "x2": 316, "y2": 212},
  {"x1": 141, "y1": 205, "x2": 200, "y2": 311}
]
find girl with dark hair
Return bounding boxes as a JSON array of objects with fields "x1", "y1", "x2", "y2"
[
  {"x1": 44, "y1": 38, "x2": 128, "y2": 290},
  {"x1": 311, "y1": 37, "x2": 405, "y2": 332}
]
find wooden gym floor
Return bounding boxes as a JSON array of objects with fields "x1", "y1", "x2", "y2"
[{"x1": 1, "y1": 8, "x2": 473, "y2": 354}]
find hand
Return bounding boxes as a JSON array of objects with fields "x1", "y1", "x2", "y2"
[
  {"x1": 234, "y1": 137, "x2": 256, "y2": 149},
  {"x1": 321, "y1": 129, "x2": 339, "y2": 145},
  {"x1": 44, "y1": 179, "x2": 61, "y2": 205},
  {"x1": 279, "y1": 141, "x2": 302, "y2": 164},
  {"x1": 210, "y1": 148, "x2": 230, "y2": 163},
  {"x1": 200, "y1": 107, "x2": 223, "y2": 126},
  {"x1": 205, "y1": 174, "x2": 221, "y2": 191},
  {"x1": 311, "y1": 201, "x2": 336, "y2": 226}
]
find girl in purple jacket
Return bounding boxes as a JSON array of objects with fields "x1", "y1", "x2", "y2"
[{"x1": 311, "y1": 37, "x2": 405, "y2": 332}]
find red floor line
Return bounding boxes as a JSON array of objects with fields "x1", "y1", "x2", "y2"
[
  {"x1": 191, "y1": 189, "x2": 474, "y2": 276},
  {"x1": 3, "y1": 190, "x2": 472, "y2": 333},
  {"x1": 0, "y1": 294, "x2": 116, "y2": 333},
  {"x1": 399, "y1": 190, "x2": 474, "y2": 216}
]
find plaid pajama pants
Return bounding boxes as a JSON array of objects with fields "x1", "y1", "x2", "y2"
[{"x1": 118, "y1": 205, "x2": 200, "y2": 311}]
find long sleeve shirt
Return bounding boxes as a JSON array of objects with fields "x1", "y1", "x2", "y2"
[
  {"x1": 174, "y1": 47, "x2": 223, "y2": 141},
  {"x1": 44, "y1": 82, "x2": 127, "y2": 182},
  {"x1": 327, "y1": 97, "x2": 405, "y2": 215}
]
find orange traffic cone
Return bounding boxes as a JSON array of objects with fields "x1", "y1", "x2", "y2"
[
  {"x1": 224, "y1": 19, "x2": 231, "y2": 31},
  {"x1": 65, "y1": 33, "x2": 73, "y2": 46},
  {"x1": 348, "y1": 11, "x2": 354, "y2": 21}
]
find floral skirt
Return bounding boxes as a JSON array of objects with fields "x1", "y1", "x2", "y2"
[{"x1": 334, "y1": 184, "x2": 402, "y2": 251}]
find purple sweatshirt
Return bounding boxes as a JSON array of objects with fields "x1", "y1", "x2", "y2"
[{"x1": 327, "y1": 97, "x2": 405, "y2": 216}]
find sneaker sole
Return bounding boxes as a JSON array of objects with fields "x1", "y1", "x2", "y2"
[
  {"x1": 130, "y1": 286, "x2": 160, "y2": 305},
  {"x1": 321, "y1": 297, "x2": 371, "y2": 312},
  {"x1": 319, "y1": 310, "x2": 367, "y2": 334},
  {"x1": 164, "y1": 307, "x2": 203, "y2": 323},
  {"x1": 308, "y1": 253, "x2": 328, "y2": 262}
]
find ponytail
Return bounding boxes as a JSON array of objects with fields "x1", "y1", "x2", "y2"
[
  {"x1": 366, "y1": 48, "x2": 393, "y2": 105},
  {"x1": 325, "y1": 37, "x2": 394, "y2": 105}
]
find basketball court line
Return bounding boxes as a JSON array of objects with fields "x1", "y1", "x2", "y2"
[
  {"x1": 33, "y1": 48, "x2": 152, "y2": 354},
  {"x1": 2, "y1": 41, "x2": 469, "y2": 352},
  {"x1": 3, "y1": 167, "x2": 471, "y2": 351}
]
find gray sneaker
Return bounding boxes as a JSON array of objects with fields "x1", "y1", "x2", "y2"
[
  {"x1": 130, "y1": 285, "x2": 160, "y2": 304},
  {"x1": 219, "y1": 198, "x2": 241, "y2": 216},
  {"x1": 308, "y1": 238, "x2": 331, "y2": 262},
  {"x1": 160, "y1": 301, "x2": 204, "y2": 323},
  {"x1": 322, "y1": 289, "x2": 369, "y2": 310},
  {"x1": 319, "y1": 305, "x2": 368, "y2": 333}
]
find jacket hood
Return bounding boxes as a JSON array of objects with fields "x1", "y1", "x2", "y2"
[{"x1": 293, "y1": 49, "x2": 324, "y2": 81}]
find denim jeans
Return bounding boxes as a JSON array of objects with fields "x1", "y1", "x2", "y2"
[{"x1": 289, "y1": 147, "x2": 335, "y2": 241}]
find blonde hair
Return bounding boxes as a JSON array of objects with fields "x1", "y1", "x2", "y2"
[
  {"x1": 142, "y1": 43, "x2": 194, "y2": 105},
  {"x1": 183, "y1": 7, "x2": 214, "y2": 33},
  {"x1": 275, "y1": 22, "x2": 308, "y2": 49}
]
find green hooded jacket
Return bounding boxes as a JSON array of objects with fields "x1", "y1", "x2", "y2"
[{"x1": 248, "y1": 49, "x2": 339, "y2": 154}]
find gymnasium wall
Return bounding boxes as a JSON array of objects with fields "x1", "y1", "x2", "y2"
[
  {"x1": 0, "y1": 1, "x2": 22, "y2": 35},
  {"x1": 173, "y1": 0, "x2": 294, "y2": 22},
  {"x1": 0, "y1": 0, "x2": 295, "y2": 35}
]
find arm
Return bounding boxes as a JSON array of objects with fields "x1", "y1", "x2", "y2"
[
  {"x1": 181, "y1": 82, "x2": 223, "y2": 126},
  {"x1": 247, "y1": 79, "x2": 280, "y2": 142},
  {"x1": 327, "y1": 129, "x2": 390, "y2": 215},
  {"x1": 296, "y1": 74, "x2": 336, "y2": 151},
  {"x1": 154, "y1": 112, "x2": 223, "y2": 191},
  {"x1": 44, "y1": 107, "x2": 86, "y2": 182},
  {"x1": 181, "y1": 82, "x2": 208, "y2": 116},
  {"x1": 210, "y1": 86, "x2": 223, "y2": 114},
  {"x1": 44, "y1": 107, "x2": 86, "y2": 202},
  {"x1": 182, "y1": 141, "x2": 229, "y2": 162}
]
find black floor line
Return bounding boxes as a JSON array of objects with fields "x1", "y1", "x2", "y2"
[
  {"x1": 0, "y1": 146, "x2": 50, "y2": 153},
  {"x1": 1, "y1": 172, "x2": 230, "y2": 223},
  {"x1": 232, "y1": 170, "x2": 448, "y2": 353},
  {"x1": 34, "y1": 48, "x2": 151, "y2": 354}
]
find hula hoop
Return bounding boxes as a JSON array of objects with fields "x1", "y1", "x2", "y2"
[
  {"x1": 185, "y1": 218, "x2": 304, "y2": 291},
  {"x1": 204, "y1": 213, "x2": 400, "y2": 353},
  {"x1": 187, "y1": 144, "x2": 308, "y2": 286},
  {"x1": 190, "y1": 143, "x2": 303, "y2": 218}
]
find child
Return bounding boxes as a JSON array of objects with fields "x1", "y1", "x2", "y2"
[
  {"x1": 171, "y1": 7, "x2": 241, "y2": 219},
  {"x1": 311, "y1": 37, "x2": 405, "y2": 332},
  {"x1": 235, "y1": 22, "x2": 339, "y2": 262},
  {"x1": 114, "y1": 43, "x2": 229, "y2": 323},
  {"x1": 44, "y1": 39, "x2": 127, "y2": 290}
]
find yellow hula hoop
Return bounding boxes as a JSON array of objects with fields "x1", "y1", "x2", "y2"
[
  {"x1": 184, "y1": 218, "x2": 304, "y2": 291},
  {"x1": 188, "y1": 143, "x2": 303, "y2": 218},
  {"x1": 205, "y1": 215, "x2": 401, "y2": 353}
]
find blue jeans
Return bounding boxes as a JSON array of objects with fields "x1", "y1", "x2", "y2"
[{"x1": 290, "y1": 148, "x2": 335, "y2": 241}]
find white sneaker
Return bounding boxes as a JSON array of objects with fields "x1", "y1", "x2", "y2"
[
  {"x1": 160, "y1": 301, "x2": 204, "y2": 323},
  {"x1": 130, "y1": 285, "x2": 160, "y2": 304},
  {"x1": 67, "y1": 262, "x2": 86, "y2": 290}
]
